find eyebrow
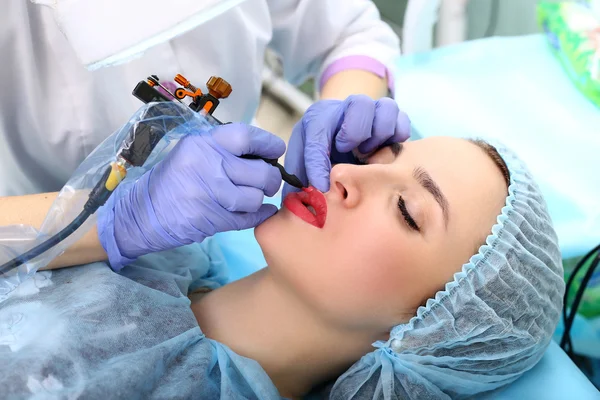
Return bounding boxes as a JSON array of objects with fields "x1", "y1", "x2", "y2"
[
  {"x1": 413, "y1": 167, "x2": 450, "y2": 227},
  {"x1": 390, "y1": 143, "x2": 450, "y2": 227}
]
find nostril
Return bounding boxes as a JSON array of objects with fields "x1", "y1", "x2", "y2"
[{"x1": 336, "y1": 182, "x2": 348, "y2": 199}]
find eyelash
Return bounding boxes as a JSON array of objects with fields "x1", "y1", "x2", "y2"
[
  {"x1": 355, "y1": 156, "x2": 368, "y2": 166},
  {"x1": 398, "y1": 196, "x2": 421, "y2": 232},
  {"x1": 355, "y1": 147, "x2": 420, "y2": 232}
]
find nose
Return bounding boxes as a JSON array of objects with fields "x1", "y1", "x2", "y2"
[{"x1": 329, "y1": 164, "x2": 365, "y2": 208}]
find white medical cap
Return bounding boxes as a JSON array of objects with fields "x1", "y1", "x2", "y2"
[{"x1": 329, "y1": 141, "x2": 565, "y2": 399}]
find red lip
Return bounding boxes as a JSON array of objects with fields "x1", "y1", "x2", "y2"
[{"x1": 283, "y1": 187, "x2": 327, "y2": 228}]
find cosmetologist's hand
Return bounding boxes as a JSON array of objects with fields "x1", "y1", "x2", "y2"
[
  {"x1": 98, "y1": 123, "x2": 285, "y2": 271},
  {"x1": 283, "y1": 95, "x2": 410, "y2": 196}
]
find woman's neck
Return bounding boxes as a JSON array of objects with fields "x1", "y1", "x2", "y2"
[{"x1": 191, "y1": 268, "x2": 381, "y2": 399}]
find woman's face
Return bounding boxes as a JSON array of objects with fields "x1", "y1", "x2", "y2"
[{"x1": 255, "y1": 137, "x2": 508, "y2": 332}]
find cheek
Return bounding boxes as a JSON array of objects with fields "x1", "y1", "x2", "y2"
[
  {"x1": 332, "y1": 234, "x2": 400, "y2": 293},
  {"x1": 312, "y1": 216, "x2": 424, "y2": 325},
  {"x1": 255, "y1": 207, "x2": 433, "y2": 328},
  {"x1": 321, "y1": 216, "x2": 452, "y2": 325}
]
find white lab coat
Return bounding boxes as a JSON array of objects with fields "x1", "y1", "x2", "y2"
[{"x1": 0, "y1": 0, "x2": 399, "y2": 196}]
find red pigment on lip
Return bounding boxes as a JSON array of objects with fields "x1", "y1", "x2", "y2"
[{"x1": 283, "y1": 186, "x2": 327, "y2": 228}]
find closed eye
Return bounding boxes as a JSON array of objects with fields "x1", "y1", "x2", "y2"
[{"x1": 398, "y1": 195, "x2": 420, "y2": 232}]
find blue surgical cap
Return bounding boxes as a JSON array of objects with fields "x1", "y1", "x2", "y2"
[{"x1": 328, "y1": 141, "x2": 565, "y2": 399}]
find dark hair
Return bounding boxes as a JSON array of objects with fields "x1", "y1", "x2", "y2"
[{"x1": 468, "y1": 139, "x2": 510, "y2": 187}]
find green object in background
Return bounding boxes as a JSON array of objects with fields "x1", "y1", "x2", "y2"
[
  {"x1": 538, "y1": 2, "x2": 600, "y2": 108},
  {"x1": 298, "y1": 78, "x2": 315, "y2": 98},
  {"x1": 563, "y1": 254, "x2": 600, "y2": 319}
]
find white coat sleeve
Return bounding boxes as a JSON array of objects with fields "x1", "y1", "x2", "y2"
[{"x1": 266, "y1": 0, "x2": 400, "y2": 91}]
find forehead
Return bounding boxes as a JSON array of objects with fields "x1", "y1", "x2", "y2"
[{"x1": 402, "y1": 137, "x2": 493, "y2": 174}]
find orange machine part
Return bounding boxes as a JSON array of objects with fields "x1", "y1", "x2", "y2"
[
  {"x1": 206, "y1": 76, "x2": 232, "y2": 99},
  {"x1": 175, "y1": 88, "x2": 203, "y2": 100},
  {"x1": 202, "y1": 101, "x2": 214, "y2": 113},
  {"x1": 174, "y1": 74, "x2": 203, "y2": 99},
  {"x1": 174, "y1": 74, "x2": 192, "y2": 88}
]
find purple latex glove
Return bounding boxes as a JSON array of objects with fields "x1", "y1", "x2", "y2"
[
  {"x1": 98, "y1": 123, "x2": 285, "y2": 271},
  {"x1": 283, "y1": 95, "x2": 410, "y2": 196}
]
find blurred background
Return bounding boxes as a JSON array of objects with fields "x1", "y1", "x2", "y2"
[{"x1": 255, "y1": 0, "x2": 565, "y2": 145}]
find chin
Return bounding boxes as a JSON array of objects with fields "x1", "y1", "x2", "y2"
[
  {"x1": 254, "y1": 209, "x2": 283, "y2": 249},
  {"x1": 254, "y1": 210, "x2": 298, "y2": 269}
]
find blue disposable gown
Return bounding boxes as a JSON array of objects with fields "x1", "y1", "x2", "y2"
[{"x1": 0, "y1": 239, "x2": 281, "y2": 399}]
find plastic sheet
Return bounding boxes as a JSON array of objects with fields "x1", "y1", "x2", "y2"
[{"x1": 0, "y1": 102, "x2": 218, "y2": 298}]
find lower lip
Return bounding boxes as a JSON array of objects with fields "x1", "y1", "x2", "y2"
[{"x1": 283, "y1": 187, "x2": 327, "y2": 228}]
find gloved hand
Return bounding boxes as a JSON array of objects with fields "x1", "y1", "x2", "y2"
[
  {"x1": 98, "y1": 123, "x2": 285, "y2": 271},
  {"x1": 283, "y1": 95, "x2": 410, "y2": 196}
]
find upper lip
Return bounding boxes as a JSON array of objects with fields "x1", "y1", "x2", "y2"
[{"x1": 283, "y1": 187, "x2": 327, "y2": 228}]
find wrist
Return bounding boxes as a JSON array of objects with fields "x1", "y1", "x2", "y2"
[
  {"x1": 320, "y1": 70, "x2": 388, "y2": 100},
  {"x1": 319, "y1": 56, "x2": 393, "y2": 100},
  {"x1": 97, "y1": 196, "x2": 138, "y2": 272}
]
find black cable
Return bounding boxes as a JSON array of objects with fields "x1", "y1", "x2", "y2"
[
  {"x1": 562, "y1": 244, "x2": 600, "y2": 337},
  {"x1": 563, "y1": 253, "x2": 600, "y2": 353},
  {"x1": 0, "y1": 164, "x2": 115, "y2": 276},
  {"x1": 0, "y1": 209, "x2": 92, "y2": 275},
  {"x1": 0, "y1": 78, "x2": 211, "y2": 278},
  {"x1": 0, "y1": 86, "x2": 177, "y2": 276},
  {"x1": 561, "y1": 243, "x2": 600, "y2": 354},
  {"x1": 560, "y1": 247, "x2": 600, "y2": 355},
  {"x1": 484, "y1": 0, "x2": 500, "y2": 38},
  {"x1": 563, "y1": 254, "x2": 599, "y2": 357}
]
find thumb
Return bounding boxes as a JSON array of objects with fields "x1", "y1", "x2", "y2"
[
  {"x1": 302, "y1": 116, "x2": 334, "y2": 192},
  {"x1": 234, "y1": 204, "x2": 279, "y2": 230},
  {"x1": 304, "y1": 141, "x2": 332, "y2": 192},
  {"x1": 392, "y1": 111, "x2": 411, "y2": 143}
]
